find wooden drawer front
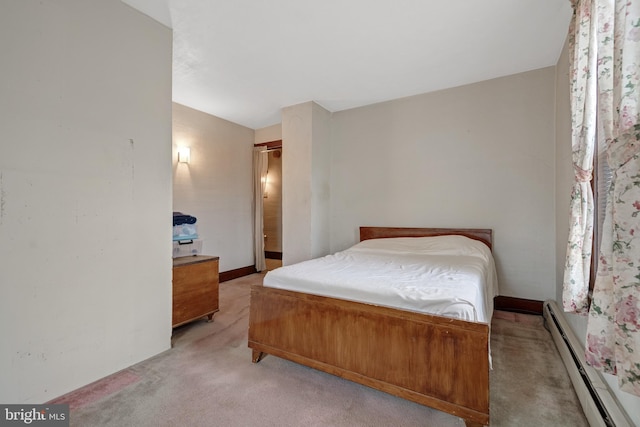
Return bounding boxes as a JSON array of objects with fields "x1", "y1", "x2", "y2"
[{"x1": 172, "y1": 258, "x2": 219, "y2": 327}]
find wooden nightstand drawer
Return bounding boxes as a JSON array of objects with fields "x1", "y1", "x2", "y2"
[{"x1": 172, "y1": 255, "x2": 219, "y2": 328}]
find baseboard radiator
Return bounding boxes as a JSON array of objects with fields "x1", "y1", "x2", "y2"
[{"x1": 543, "y1": 301, "x2": 632, "y2": 427}]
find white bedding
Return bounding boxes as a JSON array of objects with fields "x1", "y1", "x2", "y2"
[{"x1": 263, "y1": 235, "x2": 499, "y2": 323}]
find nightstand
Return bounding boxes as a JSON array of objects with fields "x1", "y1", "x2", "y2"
[{"x1": 172, "y1": 255, "x2": 219, "y2": 328}]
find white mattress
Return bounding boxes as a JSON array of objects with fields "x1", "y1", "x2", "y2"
[{"x1": 263, "y1": 235, "x2": 499, "y2": 323}]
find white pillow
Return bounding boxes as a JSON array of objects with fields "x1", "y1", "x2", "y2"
[{"x1": 348, "y1": 235, "x2": 492, "y2": 261}]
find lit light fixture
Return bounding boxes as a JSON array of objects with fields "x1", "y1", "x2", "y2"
[
  {"x1": 262, "y1": 172, "x2": 269, "y2": 198},
  {"x1": 178, "y1": 147, "x2": 191, "y2": 164}
]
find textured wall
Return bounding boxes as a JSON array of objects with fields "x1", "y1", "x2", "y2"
[
  {"x1": 172, "y1": 103, "x2": 254, "y2": 271},
  {"x1": 330, "y1": 68, "x2": 557, "y2": 301},
  {"x1": 0, "y1": 0, "x2": 172, "y2": 403}
]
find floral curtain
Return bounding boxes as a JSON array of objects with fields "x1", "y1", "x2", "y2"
[
  {"x1": 582, "y1": 0, "x2": 640, "y2": 396},
  {"x1": 563, "y1": 0, "x2": 598, "y2": 314}
]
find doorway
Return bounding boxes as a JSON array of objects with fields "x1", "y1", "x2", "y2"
[{"x1": 255, "y1": 140, "x2": 282, "y2": 271}]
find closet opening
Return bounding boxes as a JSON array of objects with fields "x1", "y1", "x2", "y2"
[{"x1": 254, "y1": 140, "x2": 282, "y2": 271}]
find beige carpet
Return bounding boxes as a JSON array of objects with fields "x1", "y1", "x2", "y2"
[{"x1": 55, "y1": 274, "x2": 589, "y2": 426}]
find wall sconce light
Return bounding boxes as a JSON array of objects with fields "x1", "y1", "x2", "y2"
[{"x1": 178, "y1": 147, "x2": 191, "y2": 164}]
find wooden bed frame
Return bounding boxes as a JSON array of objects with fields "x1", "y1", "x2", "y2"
[{"x1": 248, "y1": 227, "x2": 492, "y2": 427}]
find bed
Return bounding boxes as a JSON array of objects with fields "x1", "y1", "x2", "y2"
[{"x1": 248, "y1": 227, "x2": 497, "y2": 427}]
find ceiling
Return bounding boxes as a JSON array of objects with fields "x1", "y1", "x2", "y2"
[{"x1": 123, "y1": 0, "x2": 573, "y2": 130}]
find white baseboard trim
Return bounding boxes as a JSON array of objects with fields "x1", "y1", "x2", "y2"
[{"x1": 543, "y1": 300, "x2": 632, "y2": 427}]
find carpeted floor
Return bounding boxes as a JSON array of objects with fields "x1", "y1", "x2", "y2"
[{"x1": 53, "y1": 274, "x2": 589, "y2": 426}]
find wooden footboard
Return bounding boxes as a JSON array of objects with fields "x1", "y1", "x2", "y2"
[{"x1": 248, "y1": 285, "x2": 490, "y2": 426}]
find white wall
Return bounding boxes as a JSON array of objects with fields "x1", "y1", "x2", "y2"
[
  {"x1": 255, "y1": 124, "x2": 282, "y2": 144},
  {"x1": 0, "y1": 0, "x2": 172, "y2": 403},
  {"x1": 173, "y1": 103, "x2": 255, "y2": 272},
  {"x1": 554, "y1": 37, "x2": 640, "y2": 426},
  {"x1": 282, "y1": 103, "x2": 313, "y2": 265},
  {"x1": 281, "y1": 102, "x2": 332, "y2": 265},
  {"x1": 311, "y1": 103, "x2": 332, "y2": 259},
  {"x1": 329, "y1": 69, "x2": 557, "y2": 300}
]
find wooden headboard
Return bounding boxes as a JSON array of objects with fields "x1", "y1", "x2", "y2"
[{"x1": 359, "y1": 227, "x2": 493, "y2": 251}]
